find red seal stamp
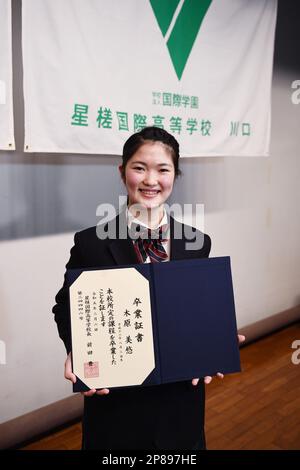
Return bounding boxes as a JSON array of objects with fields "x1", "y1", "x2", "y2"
[{"x1": 84, "y1": 361, "x2": 99, "y2": 378}]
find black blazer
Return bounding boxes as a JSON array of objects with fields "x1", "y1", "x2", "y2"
[{"x1": 53, "y1": 213, "x2": 211, "y2": 450}]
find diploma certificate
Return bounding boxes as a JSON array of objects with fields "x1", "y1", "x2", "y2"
[{"x1": 67, "y1": 257, "x2": 241, "y2": 391}]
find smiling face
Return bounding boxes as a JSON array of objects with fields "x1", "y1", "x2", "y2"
[{"x1": 119, "y1": 141, "x2": 176, "y2": 211}]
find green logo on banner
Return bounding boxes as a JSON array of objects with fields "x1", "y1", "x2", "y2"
[{"x1": 150, "y1": 0, "x2": 212, "y2": 80}]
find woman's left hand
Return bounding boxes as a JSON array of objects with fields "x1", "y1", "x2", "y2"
[{"x1": 191, "y1": 334, "x2": 246, "y2": 386}]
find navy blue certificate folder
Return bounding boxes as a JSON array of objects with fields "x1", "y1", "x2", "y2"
[{"x1": 67, "y1": 256, "x2": 241, "y2": 392}]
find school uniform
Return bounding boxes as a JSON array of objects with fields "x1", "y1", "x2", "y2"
[{"x1": 53, "y1": 210, "x2": 211, "y2": 450}]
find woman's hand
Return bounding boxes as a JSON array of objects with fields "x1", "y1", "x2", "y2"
[
  {"x1": 192, "y1": 373, "x2": 224, "y2": 386},
  {"x1": 64, "y1": 352, "x2": 110, "y2": 396},
  {"x1": 191, "y1": 334, "x2": 246, "y2": 386},
  {"x1": 64, "y1": 352, "x2": 77, "y2": 384},
  {"x1": 237, "y1": 334, "x2": 246, "y2": 345},
  {"x1": 82, "y1": 388, "x2": 110, "y2": 397}
]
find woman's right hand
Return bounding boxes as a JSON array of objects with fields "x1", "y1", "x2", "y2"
[{"x1": 64, "y1": 352, "x2": 110, "y2": 397}]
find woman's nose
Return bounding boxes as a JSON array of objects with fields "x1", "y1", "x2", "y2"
[{"x1": 143, "y1": 171, "x2": 157, "y2": 185}]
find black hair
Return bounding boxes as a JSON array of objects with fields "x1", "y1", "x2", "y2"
[{"x1": 120, "y1": 126, "x2": 181, "y2": 179}]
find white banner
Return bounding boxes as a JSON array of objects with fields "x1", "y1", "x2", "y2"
[
  {"x1": 22, "y1": 0, "x2": 277, "y2": 157},
  {"x1": 0, "y1": 0, "x2": 15, "y2": 151}
]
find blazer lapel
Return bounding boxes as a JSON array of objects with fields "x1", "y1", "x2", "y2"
[
  {"x1": 170, "y1": 216, "x2": 190, "y2": 261},
  {"x1": 170, "y1": 216, "x2": 201, "y2": 261},
  {"x1": 107, "y1": 212, "x2": 138, "y2": 265},
  {"x1": 108, "y1": 238, "x2": 138, "y2": 265}
]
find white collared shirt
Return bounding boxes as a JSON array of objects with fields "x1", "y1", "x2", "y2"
[{"x1": 126, "y1": 206, "x2": 170, "y2": 263}]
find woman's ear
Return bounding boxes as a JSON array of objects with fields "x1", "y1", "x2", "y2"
[{"x1": 118, "y1": 165, "x2": 125, "y2": 183}]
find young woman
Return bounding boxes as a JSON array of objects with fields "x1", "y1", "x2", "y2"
[{"x1": 53, "y1": 126, "x2": 242, "y2": 450}]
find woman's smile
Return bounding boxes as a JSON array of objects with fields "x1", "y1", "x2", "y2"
[{"x1": 139, "y1": 188, "x2": 161, "y2": 197}]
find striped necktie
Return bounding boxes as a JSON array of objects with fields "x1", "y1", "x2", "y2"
[{"x1": 131, "y1": 224, "x2": 169, "y2": 263}]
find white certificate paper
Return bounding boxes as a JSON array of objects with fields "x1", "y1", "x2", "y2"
[{"x1": 69, "y1": 268, "x2": 155, "y2": 389}]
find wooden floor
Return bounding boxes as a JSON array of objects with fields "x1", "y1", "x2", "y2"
[{"x1": 21, "y1": 323, "x2": 300, "y2": 450}]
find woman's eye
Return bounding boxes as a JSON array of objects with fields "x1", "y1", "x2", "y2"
[
  {"x1": 134, "y1": 167, "x2": 144, "y2": 171},
  {"x1": 160, "y1": 169, "x2": 169, "y2": 172}
]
